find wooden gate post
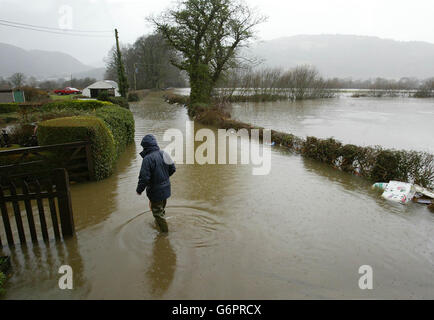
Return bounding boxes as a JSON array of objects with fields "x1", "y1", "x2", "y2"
[{"x1": 53, "y1": 168, "x2": 75, "y2": 238}]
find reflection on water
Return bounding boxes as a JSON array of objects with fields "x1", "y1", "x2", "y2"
[
  {"x1": 2, "y1": 91, "x2": 434, "y2": 299},
  {"x1": 146, "y1": 234, "x2": 176, "y2": 297},
  {"x1": 71, "y1": 143, "x2": 138, "y2": 231},
  {"x1": 2, "y1": 237, "x2": 89, "y2": 299},
  {"x1": 229, "y1": 96, "x2": 434, "y2": 153}
]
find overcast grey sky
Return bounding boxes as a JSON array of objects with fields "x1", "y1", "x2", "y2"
[{"x1": 0, "y1": 0, "x2": 433, "y2": 66}]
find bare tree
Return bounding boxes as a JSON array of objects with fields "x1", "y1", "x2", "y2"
[
  {"x1": 9, "y1": 72, "x2": 26, "y2": 88},
  {"x1": 218, "y1": 65, "x2": 334, "y2": 100},
  {"x1": 104, "y1": 34, "x2": 186, "y2": 90},
  {"x1": 151, "y1": 0, "x2": 266, "y2": 104}
]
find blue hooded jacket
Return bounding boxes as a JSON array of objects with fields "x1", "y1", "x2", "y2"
[{"x1": 136, "y1": 134, "x2": 176, "y2": 202}]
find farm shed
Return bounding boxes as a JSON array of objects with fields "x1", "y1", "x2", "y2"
[{"x1": 82, "y1": 80, "x2": 120, "y2": 98}]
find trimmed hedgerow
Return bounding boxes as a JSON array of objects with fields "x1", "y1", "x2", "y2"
[
  {"x1": 301, "y1": 138, "x2": 434, "y2": 188},
  {"x1": 41, "y1": 100, "x2": 112, "y2": 112},
  {"x1": 94, "y1": 105, "x2": 135, "y2": 157},
  {"x1": 302, "y1": 137, "x2": 342, "y2": 164},
  {"x1": 37, "y1": 116, "x2": 116, "y2": 180},
  {"x1": 97, "y1": 93, "x2": 130, "y2": 109},
  {"x1": 105, "y1": 97, "x2": 129, "y2": 109},
  {"x1": 1, "y1": 103, "x2": 134, "y2": 181},
  {"x1": 0, "y1": 103, "x2": 19, "y2": 114}
]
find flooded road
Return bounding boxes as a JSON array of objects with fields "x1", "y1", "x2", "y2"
[
  {"x1": 229, "y1": 96, "x2": 434, "y2": 153},
  {"x1": 2, "y1": 92, "x2": 434, "y2": 299}
]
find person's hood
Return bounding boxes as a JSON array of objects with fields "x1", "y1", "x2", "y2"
[{"x1": 140, "y1": 134, "x2": 160, "y2": 158}]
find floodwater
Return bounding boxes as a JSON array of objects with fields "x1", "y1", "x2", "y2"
[
  {"x1": 229, "y1": 96, "x2": 434, "y2": 153},
  {"x1": 1, "y1": 92, "x2": 434, "y2": 299}
]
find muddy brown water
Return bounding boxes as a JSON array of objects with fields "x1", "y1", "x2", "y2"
[
  {"x1": 1, "y1": 92, "x2": 433, "y2": 299},
  {"x1": 229, "y1": 96, "x2": 434, "y2": 153}
]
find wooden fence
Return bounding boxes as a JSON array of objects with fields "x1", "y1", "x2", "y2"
[
  {"x1": 0, "y1": 168, "x2": 75, "y2": 247},
  {"x1": 0, "y1": 141, "x2": 95, "y2": 182}
]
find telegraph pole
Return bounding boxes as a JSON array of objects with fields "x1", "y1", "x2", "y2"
[
  {"x1": 114, "y1": 28, "x2": 128, "y2": 98},
  {"x1": 133, "y1": 63, "x2": 138, "y2": 91}
]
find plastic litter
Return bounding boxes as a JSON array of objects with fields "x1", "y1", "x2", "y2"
[
  {"x1": 414, "y1": 185, "x2": 434, "y2": 199},
  {"x1": 414, "y1": 198, "x2": 433, "y2": 205},
  {"x1": 372, "y1": 182, "x2": 388, "y2": 191},
  {"x1": 373, "y1": 181, "x2": 434, "y2": 205},
  {"x1": 380, "y1": 181, "x2": 416, "y2": 205}
]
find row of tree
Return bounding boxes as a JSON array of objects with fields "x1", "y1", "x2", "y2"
[
  {"x1": 325, "y1": 77, "x2": 434, "y2": 91},
  {"x1": 217, "y1": 66, "x2": 336, "y2": 100},
  {"x1": 0, "y1": 74, "x2": 97, "y2": 91},
  {"x1": 216, "y1": 66, "x2": 434, "y2": 99},
  {"x1": 145, "y1": 0, "x2": 434, "y2": 104},
  {"x1": 104, "y1": 33, "x2": 187, "y2": 91}
]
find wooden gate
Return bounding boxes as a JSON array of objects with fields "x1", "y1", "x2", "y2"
[
  {"x1": 0, "y1": 168, "x2": 75, "y2": 247},
  {"x1": 0, "y1": 141, "x2": 95, "y2": 182}
]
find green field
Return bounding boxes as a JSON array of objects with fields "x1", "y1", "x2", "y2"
[{"x1": 49, "y1": 94, "x2": 76, "y2": 101}]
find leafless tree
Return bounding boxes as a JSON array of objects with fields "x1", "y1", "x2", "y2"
[{"x1": 9, "y1": 72, "x2": 26, "y2": 88}]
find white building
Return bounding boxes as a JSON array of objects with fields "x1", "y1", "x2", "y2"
[{"x1": 82, "y1": 80, "x2": 120, "y2": 98}]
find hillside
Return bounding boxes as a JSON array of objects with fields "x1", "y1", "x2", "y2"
[
  {"x1": 0, "y1": 42, "x2": 94, "y2": 78},
  {"x1": 247, "y1": 35, "x2": 434, "y2": 79}
]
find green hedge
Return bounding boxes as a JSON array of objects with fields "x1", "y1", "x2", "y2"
[
  {"x1": 97, "y1": 92, "x2": 130, "y2": 109},
  {"x1": 105, "y1": 97, "x2": 129, "y2": 109},
  {"x1": 94, "y1": 105, "x2": 135, "y2": 157},
  {"x1": 0, "y1": 103, "x2": 19, "y2": 114},
  {"x1": 37, "y1": 116, "x2": 116, "y2": 180},
  {"x1": 296, "y1": 136, "x2": 433, "y2": 188},
  {"x1": 42, "y1": 100, "x2": 112, "y2": 112}
]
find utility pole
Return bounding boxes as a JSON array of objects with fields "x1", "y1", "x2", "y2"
[
  {"x1": 114, "y1": 28, "x2": 128, "y2": 98},
  {"x1": 133, "y1": 62, "x2": 138, "y2": 91}
]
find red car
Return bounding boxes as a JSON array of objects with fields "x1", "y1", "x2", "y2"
[{"x1": 54, "y1": 87, "x2": 82, "y2": 95}]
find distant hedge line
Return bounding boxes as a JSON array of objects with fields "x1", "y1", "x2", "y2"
[
  {"x1": 37, "y1": 104, "x2": 135, "y2": 180},
  {"x1": 42, "y1": 100, "x2": 113, "y2": 112},
  {"x1": 1, "y1": 99, "x2": 118, "y2": 115}
]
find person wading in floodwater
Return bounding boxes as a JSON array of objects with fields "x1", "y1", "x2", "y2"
[{"x1": 136, "y1": 134, "x2": 176, "y2": 233}]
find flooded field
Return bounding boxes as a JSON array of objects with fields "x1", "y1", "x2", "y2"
[
  {"x1": 229, "y1": 96, "x2": 434, "y2": 153},
  {"x1": 1, "y1": 92, "x2": 434, "y2": 299}
]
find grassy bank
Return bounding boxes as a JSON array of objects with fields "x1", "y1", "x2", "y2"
[{"x1": 165, "y1": 93, "x2": 434, "y2": 188}]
